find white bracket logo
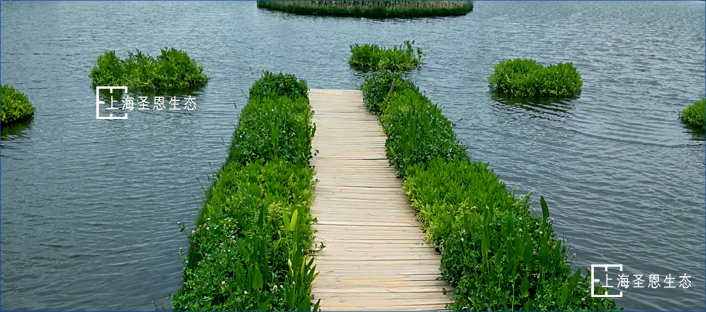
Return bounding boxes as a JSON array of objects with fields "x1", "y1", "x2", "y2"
[
  {"x1": 591, "y1": 264, "x2": 624, "y2": 298},
  {"x1": 96, "y1": 86, "x2": 128, "y2": 119}
]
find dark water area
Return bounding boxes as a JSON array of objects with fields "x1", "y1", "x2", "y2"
[{"x1": 1, "y1": 1, "x2": 704, "y2": 310}]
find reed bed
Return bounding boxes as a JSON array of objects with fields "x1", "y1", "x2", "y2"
[{"x1": 257, "y1": 1, "x2": 473, "y2": 18}]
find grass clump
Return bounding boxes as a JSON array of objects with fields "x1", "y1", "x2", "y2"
[
  {"x1": 170, "y1": 72, "x2": 319, "y2": 311},
  {"x1": 89, "y1": 48, "x2": 209, "y2": 91},
  {"x1": 1, "y1": 85, "x2": 35, "y2": 125},
  {"x1": 257, "y1": 1, "x2": 473, "y2": 18},
  {"x1": 488, "y1": 58, "x2": 583, "y2": 98},
  {"x1": 361, "y1": 73, "x2": 621, "y2": 311},
  {"x1": 349, "y1": 41, "x2": 424, "y2": 72},
  {"x1": 680, "y1": 98, "x2": 705, "y2": 130}
]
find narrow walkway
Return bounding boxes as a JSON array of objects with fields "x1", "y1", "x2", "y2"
[{"x1": 308, "y1": 89, "x2": 451, "y2": 311}]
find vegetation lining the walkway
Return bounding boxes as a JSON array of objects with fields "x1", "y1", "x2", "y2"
[
  {"x1": 349, "y1": 41, "x2": 424, "y2": 72},
  {"x1": 170, "y1": 71, "x2": 319, "y2": 311},
  {"x1": 361, "y1": 70, "x2": 621, "y2": 311},
  {"x1": 89, "y1": 48, "x2": 209, "y2": 91},
  {"x1": 257, "y1": 1, "x2": 473, "y2": 18},
  {"x1": 680, "y1": 98, "x2": 705, "y2": 130},
  {"x1": 1, "y1": 85, "x2": 35, "y2": 125},
  {"x1": 488, "y1": 58, "x2": 583, "y2": 98}
]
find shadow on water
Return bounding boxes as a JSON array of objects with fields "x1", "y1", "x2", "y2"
[
  {"x1": 681, "y1": 120, "x2": 705, "y2": 141},
  {"x1": 1, "y1": 116, "x2": 34, "y2": 140},
  {"x1": 490, "y1": 89, "x2": 578, "y2": 120}
]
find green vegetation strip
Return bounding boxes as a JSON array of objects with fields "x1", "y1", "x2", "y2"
[
  {"x1": 361, "y1": 71, "x2": 620, "y2": 311},
  {"x1": 680, "y1": 98, "x2": 705, "y2": 130},
  {"x1": 349, "y1": 41, "x2": 424, "y2": 72},
  {"x1": 170, "y1": 71, "x2": 319, "y2": 311},
  {"x1": 257, "y1": 1, "x2": 473, "y2": 18},
  {"x1": 1, "y1": 85, "x2": 35, "y2": 125},
  {"x1": 489, "y1": 58, "x2": 583, "y2": 98},
  {"x1": 89, "y1": 48, "x2": 209, "y2": 91}
]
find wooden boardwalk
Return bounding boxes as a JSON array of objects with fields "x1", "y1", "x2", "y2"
[{"x1": 308, "y1": 89, "x2": 451, "y2": 311}]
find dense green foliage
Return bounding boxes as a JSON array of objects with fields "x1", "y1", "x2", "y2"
[
  {"x1": 359, "y1": 71, "x2": 418, "y2": 114},
  {"x1": 249, "y1": 71, "x2": 309, "y2": 99},
  {"x1": 257, "y1": 1, "x2": 473, "y2": 18},
  {"x1": 89, "y1": 48, "x2": 209, "y2": 91},
  {"x1": 361, "y1": 73, "x2": 620, "y2": 311},
  {"x1": 680, "y1": 98, "x2": 705, "y2": 130},
  {"x1": 488, "y1": 58, "x2": 583, "y2": 98},
  {"x1": 381, "y1": 88, "x2": 468, "y2": 177},
  {"x1": 1, "y1": 85, "x2": 35, "y2": 125},
  {"x1": 171, "y1": 72, "x2": 319, "y2": 311},
  {"x1": 349, "y1": 41, "x2": 424, "y2": 72}
]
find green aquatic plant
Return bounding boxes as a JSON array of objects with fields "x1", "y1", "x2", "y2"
[
  {"x1": 257, "y1": 1, "x2": 473, "y2": 18},
  {"x1": 170, "y1": 72, "x2": 318, "y2": 311},
  {"x1": 349, "y1": 41, "x2": 424, "y2": 72},
  {"x1": 89, "y1": 48, "x2": 208, "y2": 91},
  {"x1": 360, "y1": 73, "x2": 621, "y2": 311},
  {"x1": 488, "y1": 58, "x2": 583, "y2": 98},
  {"x1": 680, "y1": 98, "x2": 705, "y2": 130},
  {"x1": 1, "y1": 85, "x2": 35, "y2": 125}
]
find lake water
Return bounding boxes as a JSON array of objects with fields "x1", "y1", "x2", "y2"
[{"x1": 1, "y1": 1, "x2": 704, "y2": 310}]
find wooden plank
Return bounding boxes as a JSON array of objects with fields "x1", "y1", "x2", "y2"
[{"x1": 308, "y1": 89, "x2": 450, "y2": 311}]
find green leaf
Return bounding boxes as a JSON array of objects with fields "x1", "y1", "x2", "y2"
[
  {"x1": 539, "y1": 241, "x2": 549, "y2": 268},
  {"x1": 569, "y1": 269, "x2": 582, "y2": 290},
  {"x1": 520, "y1": 277, "x2": 529, "y2": 297},
  {"x1": 237, "y1": 240, "x2": 250, "y2": 263},
  {"x1": 559, "y1": 282, "x2": 570, "y2": 306},
  {"x1": 282, "y1": 209, "x2": 291, "y2": 233},
  {"x1": 297, "y1": 297, "x2": 311, "y2": 311},
  {"x1": 540, "y1": 196, "x2": 550, "y2": 221},
  {"x1": 290, "y1": 209, "x2": 299, "y2": 232},
  {"x1": 252, "y1": 267, "x2": 263, "y2": 290}
]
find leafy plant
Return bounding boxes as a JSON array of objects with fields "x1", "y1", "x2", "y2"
[
  {"x1": 680, "y1": 98, "x2": 705, "y2": 130},
  {"x1": 488, "y1": 58, "x2": 583, "y2": 98},
  {"x1": 1, "y1": 85, "x2": 35, "y2": 125},
  {"x1": 257, "y1": 1, "x2": 474, "y2": 18},
  {"x1": 360, "y1": 70, "x2": 418, "y2": 114},
  {"x1": 89, "y1": 48, "x2": 209, "y2": 91},
  {"x1": 171, "y1": 72, "x2": 319, "y2": 311},
  {"x1": 249, "y1": 71, "x2": 308, "y2": 100},
  {"x1": 349, "y1": 41, "x2": 424, "y2": 72},
  {"x1": 381, "y1": 89, "x2": 468, "y2": 177},
  {"x1": 440, "y1": 196, "x2": 620, "y2": 311}
]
